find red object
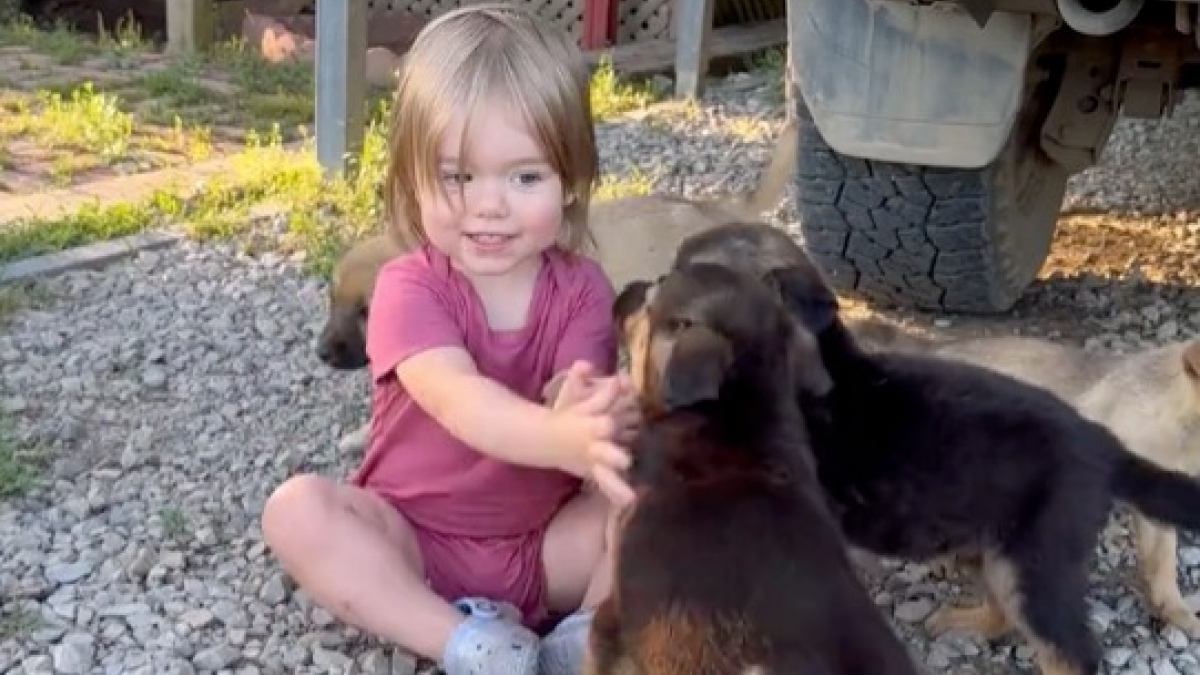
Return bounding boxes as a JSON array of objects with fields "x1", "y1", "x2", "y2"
[{"x1": 580, "y1": 0, "x2": 618, "y2": 49}]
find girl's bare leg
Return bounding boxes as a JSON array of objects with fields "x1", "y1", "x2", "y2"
[
  {"x1": 261, "y1": 473, "x2": 540, "y2": 674},
  {"x1": 537, "y1": 488, "x2": 617, "y2": 675}
]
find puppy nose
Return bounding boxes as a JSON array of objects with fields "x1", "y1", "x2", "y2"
[{"x1": 317, "y1": 340, "x2": 336, "y2": 363}]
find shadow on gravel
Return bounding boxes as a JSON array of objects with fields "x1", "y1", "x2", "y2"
[{"x1": 860, "y1": 271, "x2": 1200, "y2": 350}]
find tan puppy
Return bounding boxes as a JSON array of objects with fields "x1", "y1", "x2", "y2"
[
  {"x1": 850, "y1": 317, "x2": 1200, "y2": 638},
  {"x1": 322, "y1": 123, "x2": 800, "y2": 453},
  {"x1": 587, "y1": 120, "x2": 798, "y2": 293},
  {"x1": 316, "y1": 233, "x2": 404, "y2": 370}
]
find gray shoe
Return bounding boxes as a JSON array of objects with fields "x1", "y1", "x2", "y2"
[
  {"x1": 441, "y1": 597, "x2": 540, "y2": 675},
  {"x1": 537, "y1": 609, "x2": 594, "y2": 675}
]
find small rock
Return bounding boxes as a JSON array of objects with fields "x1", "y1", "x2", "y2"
[
  {"x1": 310, "y1": 606, "x2": 336, "y2": 628},
  {"x1": 50, "y1": 634, "x2": 94, "y2": 674},
  {"x1": 313, "y1": 646, "x2": 353, "y2": 671},
  {"x1": 44, "y1": 561, "x2": 93, "y2": 585},
  {"x1": 1166, "y1": 626, "x2": 1191, "y2": 650},
  {"x1": 98, "y1": 602, "x2": 152, "y2": 618},
  {"x1": 893, "y1": 598, "x2": 934, "y2": 623},
  {"x1": 358, "y1": 649, "x2": 390, "y2": 675},
  {"x1": 1156, "y1": 658, "x2": 1184, "y2": 675},
  {"x1": 391, "y1": 650, "x2": 419, "y2": 675},
  {"x1": 258, "y1": 573, "x2": 289, "y2": 605},
  {"x1": 180, "y1": 608, "x2": 216, "y2": 630},
  {"x1": 1108, "y1": 647, "x2": 1136, "y2": 668},
  {"x1": 160, "y1": 550, "x2": 186, "y2": 569},
  {"x1": 142, "y1": 366, "x2": 168, "y2": 389},
  {"x1": 192, "y1": 645, "x2": 240, "y2": 672},
  {"x1": 20, "y1": 654, "x2": 53, "y2": 675}
]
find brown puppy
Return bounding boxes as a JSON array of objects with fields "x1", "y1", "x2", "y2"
[
  {"x1": 592, "y1": 261, "x2": 919, "y2": 675},
  {"x1": 316, "y1": 233, "x2": 403, "y2": 370}
]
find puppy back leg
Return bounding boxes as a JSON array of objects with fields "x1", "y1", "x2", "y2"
[
  {"x1": 586, "y1": 597, "x2": 627, "y2": 675},
  {"x1": 926, "y1": 548, "x2": 1014, "y2": 641},
  {"x1": 1001, "y1": 530, "x2": 1102, "y2": 675},
  {"x1": 1134, "y1": 514, "x2": 1200, "y2": 638}
]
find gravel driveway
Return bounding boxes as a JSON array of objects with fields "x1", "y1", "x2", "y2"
[{"x1": 4, "y1": 71, "x2": 1200, "y2": 675}]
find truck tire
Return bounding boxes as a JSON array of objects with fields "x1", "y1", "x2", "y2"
[{"x1": 791, "y1": 90, "x2": 1070, "y2": 314}]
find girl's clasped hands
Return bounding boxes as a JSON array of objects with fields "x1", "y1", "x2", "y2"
[{"x1": 549, "y1": 360, "x2": 641, "y2": 507}]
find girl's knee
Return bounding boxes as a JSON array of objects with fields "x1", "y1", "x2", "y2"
[{"x1": 261, "y1": 473, "x2": 340, "y2": 549}]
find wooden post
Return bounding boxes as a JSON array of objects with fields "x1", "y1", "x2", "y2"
[
  {"x1": 314, "y1": 0, "x2": 368, "y2": 179},
  {"x1": 167, "y1": 0, "x2": 217, "y2": 54},
  {"x1": 673, "y1": 0, "x2": 715, "y2": 99}
]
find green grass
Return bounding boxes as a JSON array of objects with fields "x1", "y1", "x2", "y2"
[
  {"x1": 0, "y1": 1, "x2": 150, "y2": 67},
  {"x1": 590, "y1": 57, "x2": 660, "y2": 120},
  {"x1": 0, "y1": 607, "x2": 42, "y2": 640},
  {"x1": 0, "y1": 411, "x2": 40, "y2": 501},
  {"x1": 745, "y1": 47, "x2": 786, "y2": 104},
  {"x1": 0, "y1": 5, "x2": 665, "y2": 279},
  {"x1": 0, "y1": 282, "x2": 48, "y2": 502},
  {"x1": 159, "y1": 506, "x2": 188, "y2": 539},
  {"x1": 0, "y1": 56, "x2": 665, "y2": 278}
]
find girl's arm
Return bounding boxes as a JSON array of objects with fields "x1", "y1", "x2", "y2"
[{"x1": 394, "y1": 345, "x2": 611, "y2": 475}]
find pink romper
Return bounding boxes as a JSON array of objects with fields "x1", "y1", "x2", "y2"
[{"x1": 349, "y1": 243, "x2": 617, "y2": 628}]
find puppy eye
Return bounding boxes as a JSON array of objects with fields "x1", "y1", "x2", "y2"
[
  {"x1": 665, "y1": 317, "x2": 692, "y2": 332},
  {"x1": 358, "y1": 305, "x2": 368, "y2": 320}
]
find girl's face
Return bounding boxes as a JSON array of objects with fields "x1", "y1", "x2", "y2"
[{"x1": 419, "y1": 100, "x2": 566, "y2": 281}]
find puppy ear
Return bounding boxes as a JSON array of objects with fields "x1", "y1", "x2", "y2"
[
  {"x1": 613, "y1": 280, "x2": 655, "y2": 328},
  {"x1": 761, "y1": 265, "x2": 839, "y2": 334},
  {"x1": 659, "y1": 326, "x2": 733, "y2": 410},
  {"x1": 789, "y1": 323, "x2": 834, "y2": 398}
]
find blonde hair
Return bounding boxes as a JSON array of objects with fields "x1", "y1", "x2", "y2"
[{"x1": 384, "y1": 3, "x2": 599, "y2": 254}]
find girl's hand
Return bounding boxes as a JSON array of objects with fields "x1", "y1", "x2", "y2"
[
  {"x1": 587, "y1": 439, "x2": 636, "y2": 508},
  {"x1": 551, "y1": 362, "x2": 642, "y2": 498},
  {"x1": 547, "y1": 361, "x2": 596, "y2": 409}
]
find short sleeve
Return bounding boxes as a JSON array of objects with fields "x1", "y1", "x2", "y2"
[
  {"x1": 552, "y1": 258, "x2": 618, "y2": 376},
  {"x1": 366, "y1": 253, "x2": 465, "y2": 383}
]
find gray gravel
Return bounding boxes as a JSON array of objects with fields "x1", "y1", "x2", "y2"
[{"x1": 5, "y1": 71, "x2": 1200, "y2": 675}]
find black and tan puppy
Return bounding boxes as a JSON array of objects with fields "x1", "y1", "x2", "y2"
[
  {"x1": 592, "y1": 261, "x2": 919, "y2": 675},
  {"x1": 620, "y1": 221, "x2": 1200, "y2": 675}
]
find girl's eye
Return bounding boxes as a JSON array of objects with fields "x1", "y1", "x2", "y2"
[
  {"x1": 441, "y1": 171, "x2": 470, "y2": 184},
  {"x1": 513, "y1": 171, "x2": 544, "y2": 187}
]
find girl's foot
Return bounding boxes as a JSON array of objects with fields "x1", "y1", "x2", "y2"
[
  {"x1": 441, "y1": 597, "x2": 540, "y2": 675},
  {"x1": 538, "y1": 608, "x2": 594, "y2": 675}
]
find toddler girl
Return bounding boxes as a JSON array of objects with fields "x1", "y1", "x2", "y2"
[{"x1": 260, "y1": 5, "x2": 639, "y2": 675}]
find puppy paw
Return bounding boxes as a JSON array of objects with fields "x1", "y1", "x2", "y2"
[
  {"x1": 337, "y1": 424, "x2": 370, "y2": 453},
  {"x1": 927, "y1": 556, "x2": 958, "y2": 579},
  {"x1": 1155, "y1": 599, "x2": 1200, "y2": 640},
  {"x1": 925, "y1": 602, "x2": 1010, "y2": 640}
]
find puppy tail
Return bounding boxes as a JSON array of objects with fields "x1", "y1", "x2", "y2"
[
  {"x1": 1112, "y1": 451, "x2": 1200, "y2": 531},
  {"x1": 742, "y1": 120, "x2": 800, "y2": 215}
]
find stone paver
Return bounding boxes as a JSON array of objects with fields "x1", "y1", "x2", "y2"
[{"x1": 0, "y1": 156, "x2": 239, "y2": 227}]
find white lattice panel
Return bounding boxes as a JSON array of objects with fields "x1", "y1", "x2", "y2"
[
  {"x1": 616, "y1": 0, "x2": 672, "y2": 42},
  {"x1": 365, "y1": 0, "x2": 679, "y2": 44},
  {"x1": 367, "y1": 0, "x2": 586, "y2": 39}
]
